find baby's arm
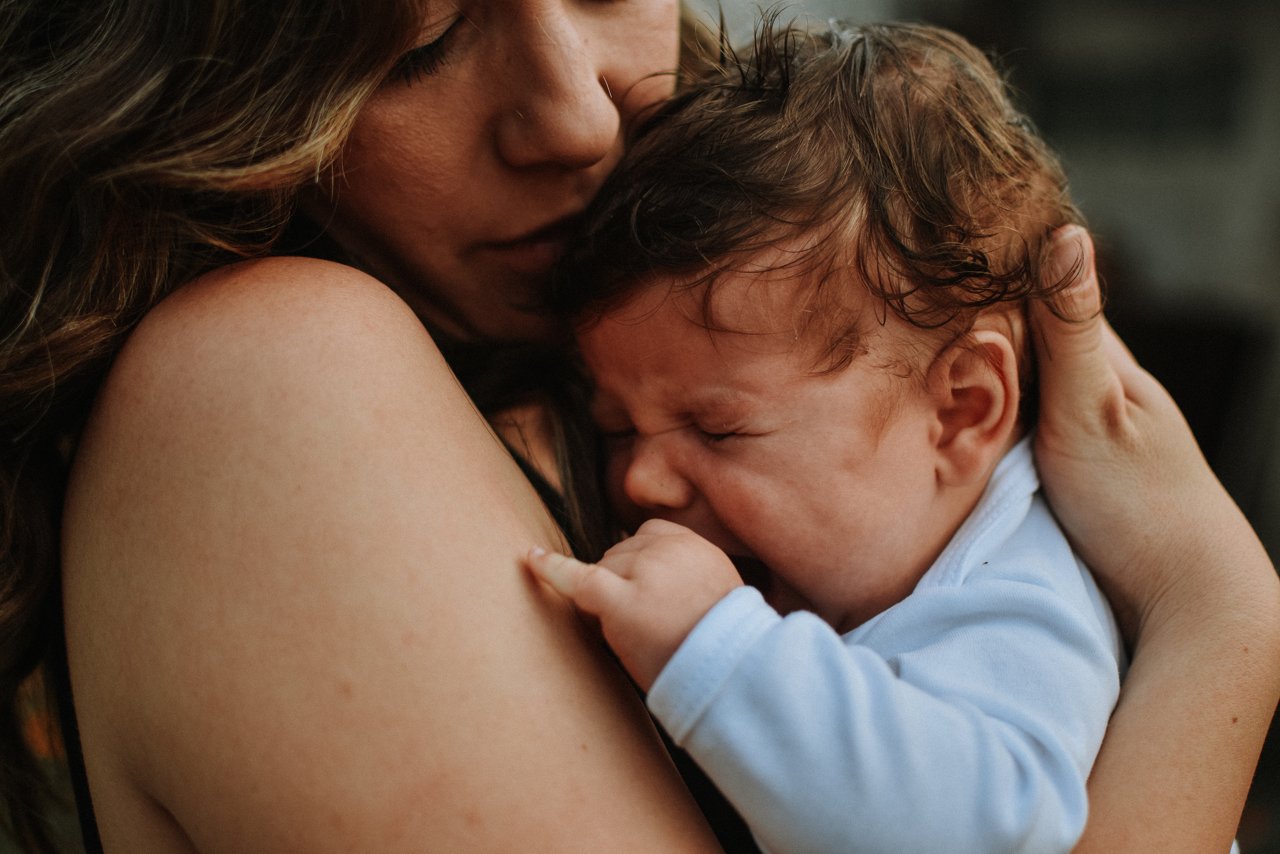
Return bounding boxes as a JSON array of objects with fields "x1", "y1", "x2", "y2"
[
  {"x1": 529, "y1": 520, "x2": 1115, "y2": 853},
  {"x1": 525, "y1": 518, "x2": 743, "y2": 690},
  {"x1": 647, "y1": 580, "x2": 1116, "y2": 854}
]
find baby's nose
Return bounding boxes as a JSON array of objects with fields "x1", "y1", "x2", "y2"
[{"x1": 622, "y1": 439, "x2": 694, "y2": 512}]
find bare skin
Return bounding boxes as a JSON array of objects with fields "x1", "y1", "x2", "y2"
[
  {"x1": 61, "y1": 258, "x2": 718, "y2": 852},
  {"x1": 58, "y1": 228, "x2": 1277, "y2": 853},
  {"x1": 308, "y1": 0, "x2": 680, "y2": 342},
  {"x1": 61, "y1": 0, "x2": 716, "y2": 848}
]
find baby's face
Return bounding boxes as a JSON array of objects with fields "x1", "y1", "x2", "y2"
[{"x1": 578, "y1": 265, "x2": 959, "y2": 631}]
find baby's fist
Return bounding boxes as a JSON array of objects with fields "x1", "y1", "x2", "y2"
[{"x1": 525, "y1": 520, "x2": 741, "y2": 690}]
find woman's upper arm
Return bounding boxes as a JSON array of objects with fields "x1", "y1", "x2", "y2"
[{"x1": 61, "y1": 258, "x2": 715, "y2": 853}]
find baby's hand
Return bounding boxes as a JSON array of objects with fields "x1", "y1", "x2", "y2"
[{"x1": 524, "y1": 519, "x2": 742, "y2": 691}]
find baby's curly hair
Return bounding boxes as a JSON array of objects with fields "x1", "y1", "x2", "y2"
[{"x1": 557, "y1": 15, "x2": 1084, "y2": 371}]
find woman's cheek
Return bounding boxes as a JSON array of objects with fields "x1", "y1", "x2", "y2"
[{"x1": 607, "y1": 0, "x2": 681, "y2": 121}]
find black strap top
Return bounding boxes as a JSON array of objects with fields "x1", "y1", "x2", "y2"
[{"x1": 51, "y1": 628, "x2": 103, "y2": 854}]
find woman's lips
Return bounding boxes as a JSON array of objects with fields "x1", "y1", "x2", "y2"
[
  {"x1": 481, "y1": 235, "x2": 565, "y2": 275},
  {"x1": 480, "y1": 216, "x2": 580, "y2": 276}
]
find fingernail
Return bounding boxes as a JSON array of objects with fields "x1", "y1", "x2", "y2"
[
  {"x1": 1047, "y1": 225, "x2": 1085, "y2": 281},
  {"x1": 1046, "y1": 226, "x2": 1099, "y2": 322},
  {"x1": 529, "y1": 546, "x2": 546, "y2": 559}
]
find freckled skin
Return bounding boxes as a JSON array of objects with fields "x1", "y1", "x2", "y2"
[{"x1": 310, "y1": 0, "x2": 681, "y2": 342}]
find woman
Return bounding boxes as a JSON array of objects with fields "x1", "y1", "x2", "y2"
[{"x1": 1, "y1": 1, "x2": 1275, "y2": 851}]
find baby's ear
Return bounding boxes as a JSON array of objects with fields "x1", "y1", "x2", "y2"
[{"x1": 925, "y1": 323, "x2": 1020, "y2": 487}]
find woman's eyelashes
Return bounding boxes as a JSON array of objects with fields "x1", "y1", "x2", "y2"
[{"x1": 387, "y1": 18, "x2": 463, "y2": 85}]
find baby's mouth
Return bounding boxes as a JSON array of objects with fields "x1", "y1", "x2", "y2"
[{"x1": 730, "y1": 555, "x2": 810, "y2": 617}]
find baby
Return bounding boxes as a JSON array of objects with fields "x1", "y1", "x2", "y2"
[{"x1": 528, "y1": 20, "x2": 1123, "y2": 853}]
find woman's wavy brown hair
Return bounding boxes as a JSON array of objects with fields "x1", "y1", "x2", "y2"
[
  {"x1": 0, "y1": 2, "x2": 420, "y2": 848},
  {"x1": 559, "y1": 16, "x2": 1085, "y2": 371}
]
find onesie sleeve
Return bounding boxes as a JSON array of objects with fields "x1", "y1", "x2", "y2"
[{"x1": 647, "y1": 581, "x2": 1119, "y2": 854}]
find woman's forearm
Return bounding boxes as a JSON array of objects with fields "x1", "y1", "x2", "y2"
[
  {"x1": 1077, "y1": 497, "x2": 1280, "y2": 852},
  {"x1": 1029, "y1": 227, "x2": 1280, "y2": 852}
]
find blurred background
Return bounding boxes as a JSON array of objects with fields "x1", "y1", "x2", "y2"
[{"x1": 690, "y1": 0, "x2": 1280, "y2": 849}]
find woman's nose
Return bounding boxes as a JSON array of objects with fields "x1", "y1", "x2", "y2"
[
  {"x1": 496, "y1": 12, "x2": 620, "y2": 170},
  {"x1": 622, "y1": 439, "x2": 694, "y2": 513}
]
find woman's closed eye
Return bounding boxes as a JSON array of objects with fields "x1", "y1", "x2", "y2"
[{"x1": 387, "y1": 17, "x2": 464, "y2": 85}]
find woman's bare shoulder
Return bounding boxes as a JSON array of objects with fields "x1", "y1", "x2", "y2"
[
  {"x1": 86, "y1": 256, "x2": 479, "y2": 514},
  {"x1": 63, "y1": 257, "x2": 715, "y2": 852},
  {"x1": 73, "y1": 256, "x2": 482, "y2": 545},
  {"x1": 119, "y1": 256, "x2": 434, "y2": 392}
]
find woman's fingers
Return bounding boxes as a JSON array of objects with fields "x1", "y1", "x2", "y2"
[
  {"x1": 1033, "y1": 226, "x2": 1179, "y2": 426},
  {"x1": 1030, "y1": 225, "x2": 1120, "y2": 429}
]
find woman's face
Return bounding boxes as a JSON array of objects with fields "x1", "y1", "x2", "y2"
[{"x1": 314, "y1": 0, "x2": 682, "y2": 341}]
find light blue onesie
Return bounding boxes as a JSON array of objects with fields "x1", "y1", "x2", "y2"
[{"x1": 647, "y1": 436, "x2": 1125, "y2": 854}]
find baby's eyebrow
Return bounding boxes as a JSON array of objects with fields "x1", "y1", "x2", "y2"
[{"x1": 686, "y1": 388, "x2": 755, "y2": 421}]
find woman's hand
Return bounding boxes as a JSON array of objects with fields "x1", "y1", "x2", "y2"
[
  {"x1": 1031, "y1": 226, "x2": 1280, "y2": 852},
  {"x1": 526, "y1": 519, "x2": 743, "y2": 691},
  {"x1": 1030, "y1": 225, "x2": 1275, "y2": 638}
]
